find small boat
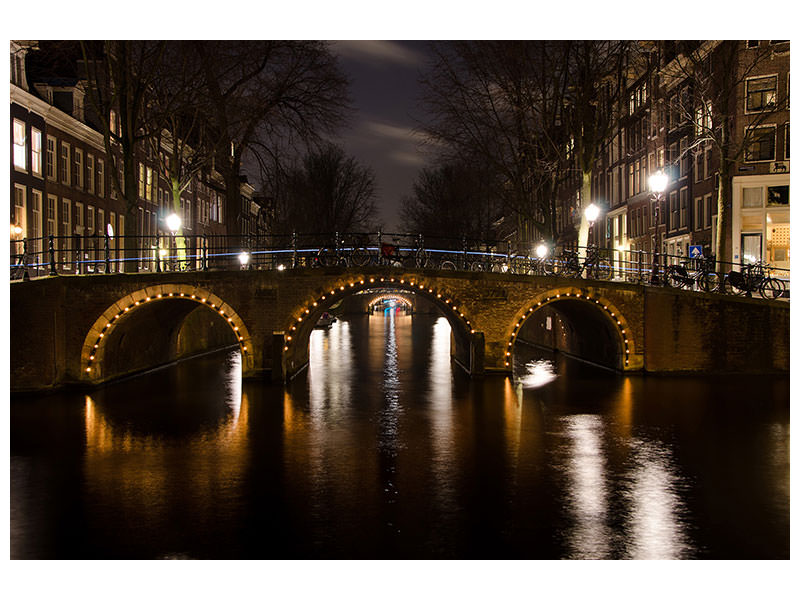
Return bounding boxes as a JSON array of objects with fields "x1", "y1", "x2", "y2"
[{"x1": 315, "y1": 312, "x2": 336, "y2": 329}]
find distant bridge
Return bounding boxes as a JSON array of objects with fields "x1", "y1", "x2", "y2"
[{"x1": 10, "y1": 265, "x2": 789, "y2": 393}]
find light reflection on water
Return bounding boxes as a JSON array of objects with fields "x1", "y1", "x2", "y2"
[
  {"x1": 622, "y1": 439, "x2": 691, "y2": 559},
  {"x1": 10, "y1": 312, "x2": 790, "y2": 559},
  {"x1": 560, "y1": 414, "x2": 612, "y2": 559},
  {"x1": 517, "y1": 358, "x2": 558, "y2": 389}
]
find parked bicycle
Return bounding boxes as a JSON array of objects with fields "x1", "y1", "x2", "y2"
[
  {"x1": 723, "y1": 261, "x2": 786, "y2": 299},
  {"x1": 664, "y1": 256, "x2": 721, "y2": 292},
  {"x1": 554, "y1": 245, "x2": 612, "y2": 280},
  {"x1": 379, "y1": 234, "x2": 430, "y2": 268}
]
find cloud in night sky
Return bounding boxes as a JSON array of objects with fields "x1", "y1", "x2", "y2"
[
  {"x1": 330, "y1": 41, "x2": 437, "y2": 229},
  {"x1": 332, "y1": 41, "x2": 428, "y2": 68}
]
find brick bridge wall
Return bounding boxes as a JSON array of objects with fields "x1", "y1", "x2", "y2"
[{"x1": 9, "y1": 267, "x2": 789, "y2": 392}]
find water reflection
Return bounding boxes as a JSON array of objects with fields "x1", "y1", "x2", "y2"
[
  {"x1": 622, "y1": 439, "x2": 691, "y2": 559},
  {"x1": 517, "y1": 359, "x2": 558, "y2": 389},
  {"x1": 561, "y1": 414, "x2": 612, "y2": 559},
  {"x1": 10, "y1": 314, "x2": 790, "y2": 559}
]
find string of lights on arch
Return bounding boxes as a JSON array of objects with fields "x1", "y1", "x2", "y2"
[
  {"x1": 504, "y1": 290, "x2": 632, "y2": 369},
  {"x1": 282, "y1": 276, "x2": 476, "y2": 352},
  {"x1": 84, "y1": 289, "x2": 250, "y2": 376}
]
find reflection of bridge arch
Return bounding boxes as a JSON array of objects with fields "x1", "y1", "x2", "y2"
[
  {"x1": 505, "y1": 286, "x2": 635, "y2": 372},
  {"x1": 281, "y1": 274, "x2": 480, "y2": 376},
  {"x1": 81, "y1": 283, "x2": 254, "y2": 384}
]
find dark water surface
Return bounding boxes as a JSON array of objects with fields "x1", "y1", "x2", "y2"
[{"x1": 10, "y1": 311, "x2": 789, "y2": 559}]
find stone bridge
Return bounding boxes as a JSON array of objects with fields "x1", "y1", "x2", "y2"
[{"x1": 10, "y1": 266, "x2": 790, "y2": 392}]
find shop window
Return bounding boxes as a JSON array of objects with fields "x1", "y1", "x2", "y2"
[
  {"x1": 741, "y1": 233, "x2": 762, "y2": 264},
  {"x1": 766, "y1": 213, "x2": 790, "y2": 267}
]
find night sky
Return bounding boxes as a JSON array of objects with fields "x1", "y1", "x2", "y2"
[{"x1": 329, "y1": 41, "x2": 436, "y2": 231}]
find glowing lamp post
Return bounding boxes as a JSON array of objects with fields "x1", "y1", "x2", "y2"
[
  {"x1": 166, "y1": 213, "x2": 181, "y2": 271},
  {"x1": 238, "y1": 251, "x2": 251, "y2": 269},
  {"x1": 648, "y1": 170, "x2": 669, "y2": 284},
  {"x1": 535, "y1": 243, "x2": 549, "y2": 259}
]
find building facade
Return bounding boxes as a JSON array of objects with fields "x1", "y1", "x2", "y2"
[
  {"x1": 10, "y1": 41, "x2": 265, "y2": 275},
  {"x1": 557, "y1": 40, "x2": 789, "y2": 277}
]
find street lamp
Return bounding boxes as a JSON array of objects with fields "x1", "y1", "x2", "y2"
[
  {"x1": 584, "y1": 202, "x2": 600, "y2": 246},
  {"x1": 166, "y1": 213, "x2": 181, "y2": 234},
  {"x1": 238, "y1": 251, "x2": 251, "y2": 269},
  {"x1": 165, "y1": 213, "x2": 181, "y2": 271},
  {"x1": 535, "y1": 243, "x2": 549, "y2": 259},
  {"x1": 648, "y1": 170, "x2": 669, "y2": 284}
]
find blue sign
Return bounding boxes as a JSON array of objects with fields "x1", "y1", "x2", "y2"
[{"x1": 689, "y1": 245, "x2": 703, "y2": 258}]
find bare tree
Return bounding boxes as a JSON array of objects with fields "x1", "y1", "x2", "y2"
[
  {"x1": 79, "y1": 41, "x2": 167, "y2": 271},
  {"x1": 564, "y1": 41, "x2": 630, "y2": 254},
  {"x1": 420, "y1": 41, "x2": 578, "y2": 246},
  {"x1": 401, "y1": 160, "x2": 502, "y2": 242},
  {"x1": 191, "y1": 41, "x2": 352, "y2": 235},
  {"x1": 664, "y1": 40, "x2": 789, "y2": 264},
  {"x1": 270, "y1": 144, "x2": 377, "y2": 234},
  {"x1": 145, "y1": 43, "x2": 215, "y2": 261}
]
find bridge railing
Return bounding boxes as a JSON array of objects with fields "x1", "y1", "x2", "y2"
[{"x1": 9, "y1": 232, "x2": 789, "y2": 299}]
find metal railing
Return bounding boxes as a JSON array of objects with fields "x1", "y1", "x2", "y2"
[{"x1": 9, "y1": 231, "x2": 790, "y2": 299}]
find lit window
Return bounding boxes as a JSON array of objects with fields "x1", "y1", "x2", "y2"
[
  {"x1": 31, "y1": 128, "x2": 42, "y2": 176},
  {"x1": 13, "y1": 119, "x2": 26, "y2": 170}
]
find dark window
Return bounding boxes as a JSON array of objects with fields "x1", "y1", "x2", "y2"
[
  {"x1": 745, "y1": 127, "x2": 776, "y2": 161},
  {"x1": 767, "y1": 186, "x2": 789, "y2": 206}
]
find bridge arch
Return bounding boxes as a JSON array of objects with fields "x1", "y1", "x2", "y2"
[
  {"x1": 366, "y1": 293, "x2": 414, "y2": 311},
  {"x1": 280, "y1": 274, "x2": 478, "y2": 378},
  {"x1": 505, "y1": 286, "x2": 636, "y2": 372},
  {"x1": 80, "y1": 283, "x2": 254, "y2": 384}
]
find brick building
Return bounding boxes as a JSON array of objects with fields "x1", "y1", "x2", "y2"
[
  {"x1": 561, "y1": 40, "x2": 789, "y2": 275},
  {"x1": 10, "y1": 41, "x2": 265, "y2": 274}
]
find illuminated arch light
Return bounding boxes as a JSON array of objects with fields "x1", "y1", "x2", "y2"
[
  {"x1": 82, "y1": 285, "x2": 252, "y2": 378},
  {"x1": 282, "y1": 278, "x2": 474, "y2": 353},
  {"x1": 503, "y1": 289, "x2": 633, "y2": 369}
]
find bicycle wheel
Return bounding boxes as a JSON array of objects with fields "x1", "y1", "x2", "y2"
[
  {"x1": 698, "y1": 271, "x2": 721, "y2": 293},
  {"x1": 316, "y1": 247, "x2": 334, "y2": 267},
  {"x1": 539, "y1": 258, "x2": 555, "y2": 276},
  {"x1": 350, "y1": 247, "x2": 371, "y2": 267},
  {"x1": 759, "y1": 277, "x2": 786, "y2": 299},
  {"x1": 415, "y1": 248, "x2": 430, "y2": 268},
  {"x1": 439, "y1": 260, "x2": 456, "y2": 270},
  {"x1": 664, "y1": 266, "x2": 685, "y2": 288},
  {"x1": 594, "y1": 259, "x2": 613, "y2": 280},
  {"x1": 470, "y1": 261, "x2": 485, "y2": 272}
]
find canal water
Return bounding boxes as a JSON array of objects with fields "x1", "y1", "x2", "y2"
[{"x1": 10, "y1": 310, "x2": 789, "y2": 559}]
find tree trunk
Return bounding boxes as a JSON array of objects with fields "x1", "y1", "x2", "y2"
[
  {"x1": 715, "y1": 115, "x2": 734, "y2": 267},
  {"x1": 171, "y1": 178, "x2": 187, "y2": 268},
  {"x1": 576, "y1": 170, "x2": 592, "y2": 257},
  {"x1": 716, "y1": 161, "x2": 733, "y2": 267}
]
